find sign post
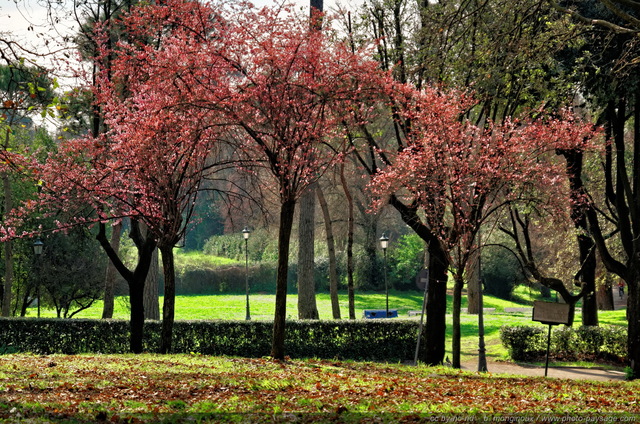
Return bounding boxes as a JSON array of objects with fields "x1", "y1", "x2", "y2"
[{"x1": 532, "y1": 301, "x2": 574, "y2": 377}]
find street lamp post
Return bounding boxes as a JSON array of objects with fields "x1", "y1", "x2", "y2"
[
  {"x1": 33, "y1": 239, "x2": 43, "y2": 318},
  {"x1": 243, "y1": 227, "x2": 251, "y2": 320},
  {"x1": 380, "y1": 233, "x2": 389, "y2": 317},
  {"x1": 477, "y1": 232, "x2": 488, "y2": 372}
]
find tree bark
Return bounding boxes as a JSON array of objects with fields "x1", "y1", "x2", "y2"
[
  {"x1": 389, "y1": 194, "x2": 448, "y2": 365},
  {"x1": 316, "y1": 185, "x2": 340, "y2": 319},
  {"x1": 629, "y1": 270, "x2": 640, "y2": 377},
  {"x1": 596, "y1": 273, "x2": 615, "y2": 311},
  {"x1": 466, "y1": 248, "x2": 480, "y2": 314},
  {"x1": 451, "y1": 271, "x2": 464, "y2": 368},
  {"x1": 1, "y1": 173, "x2": 13, "y2": 317},
  {"x1": 96, "y1": 221, "x2": 156, "y2": 353},
  {"x1": 424, "y1": 242, "x2": 448, "y2": 365},
  {"x1": 144, "y1": 248, "x2": 160, "y2": 320},
  {"x1": 297, "y1": 185, "x2": 319, "y2": 319},
  {"x1": 558, "y1": 148, "x2": 598, "y2": 325},
  {"x1": 160, "y1": 244, "x2": 175, "y2": 353},
  {"x1": 340, "y1": 163, "x2": 356, "y2": 320},
  {"x1": 102, "y1": 222, "x2": 122, "y2": 319},
  {"x1": 271, "y1": 198, "x2": 296, "y2": 360}
]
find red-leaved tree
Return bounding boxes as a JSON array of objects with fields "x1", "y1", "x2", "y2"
[
  {"x1": 2, "y1": 0, "x2": 227, "y2": 353},
  {"x1": 192, "y1": 5, "x2": 383, "y2": 359},
  {"x1": 368, "y1": 83, "x2": 598, "y2": 367}
]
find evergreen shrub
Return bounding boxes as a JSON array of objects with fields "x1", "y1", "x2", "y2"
[
  {"x1": 500, "y1": 325, "x2": 627, "y2": 362},
  {"x1": 0, "y1": 318, "x2": 424, "y2": 362}
]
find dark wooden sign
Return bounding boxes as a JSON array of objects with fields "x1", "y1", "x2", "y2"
[{"x1": 532, "y1": 301, "x2": 573, "y2": 326}]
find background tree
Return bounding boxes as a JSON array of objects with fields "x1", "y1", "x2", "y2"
[
  {"x1": 551, "y1": 0, "x2": 640, "y2": 378},
  {"x1": 36, "y1": 228, "x2": 106, "y2": 318},
  {"x1": 0, "y1": 63, "x2": 54, "y2": 317}
]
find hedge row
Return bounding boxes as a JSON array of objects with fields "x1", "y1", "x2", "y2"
[
  {"x1": 500, "y1": 325, "x2": 627, "y2": 363},
  {"x1": 0, "y1": 318, "x2": 424, "y2": 362}
]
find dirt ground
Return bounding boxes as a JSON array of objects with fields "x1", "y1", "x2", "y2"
[{"x1": 460, "y1": 359, "x2": 627, "y2": 381}]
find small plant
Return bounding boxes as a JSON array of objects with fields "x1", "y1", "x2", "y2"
[
  {"x1": 0, "y1": 345, "x2": 18, "y2": 355},
  {"x1": 625, "y1": 366, "x2": 635, "y2": 381},
  {"x1": 166, "y1": 399, "x2": 187, "y2": 410}
]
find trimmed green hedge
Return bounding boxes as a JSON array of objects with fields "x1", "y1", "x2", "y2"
[
  {"x1": 500, "y1": 325, "x2": 627, "y2": 363},
  {"x1": 0, "y1": 318, "x2": 424, "y2": 362}
]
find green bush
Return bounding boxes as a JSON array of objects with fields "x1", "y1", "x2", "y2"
[
  {"x1": 0, "y1": 317, "x2": 425, "y2": 362},
  {"x1": 499, "y1": 325, "x2": 546, "y2": 360},
  {"x1": 500, "y1": 325, "x2": 627, "y2": 363}
]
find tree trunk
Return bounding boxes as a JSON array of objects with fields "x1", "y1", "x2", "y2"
[
  {"x1": 466, "y1": 248, "x2": 480, "y2": 314},
  {"x1": 628, "y1": 270, "x2": 640, "y2": 378},
  {"x1": 96, "y1": 222, "x2": 156, "y2": 354},
  {"x1": 271, "y1": 198, "x2": 296, "y2": 360},
  {"x1": 451, "y1": 271, "x2": 464, "y2": 368},
  {"x1": 102, "y1": 222, "x2": 122, "y2": 319},
  {"x1": 317, "y1": 185, "x2": 340, "y2": 319},
  {"x1": 559, "y1": 148, "x2": 598, "y2": 325},
  {"x1": 596, "y1": 273, "x2": 615, "y2": 311},
  {"x1": 160, "y1": 244, "x2": 175, "y2": 354},
  {"x1": 340, "y1": 164, "x2": 356, "y2": 320},
  {"x1": 423, "y1": 242, "x2": 448, "y2": 365},
  {"x1": 144, "y1": 248, "x2": 160, "y2": 320},
  {"x1": 297, "y1": 185, "x2": 318, "y2": 319},
  {"x1": 360, "y1": 209, "x2": 379, "y2": 290},
  {"x1": 129, "y1": 278, "x2": 145, "y2": 354},
  {"x1": 1, "y1": 173, "x2": 13, "y2": 317}
]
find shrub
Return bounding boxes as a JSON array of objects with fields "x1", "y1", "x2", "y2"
[
  {"x1": 500, "y1": 325, "x2": 627, "y2": 363},
  {"x1": 499, "y1": 325, "x2": 546, "y2": 360},
  {"x1": 0, "y1": 317, "x2": 425, "y2": 362}
]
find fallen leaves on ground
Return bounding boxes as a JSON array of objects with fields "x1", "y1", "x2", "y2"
[{"x1": 0, "y1": 354, "x2": 638, "y2": 422}]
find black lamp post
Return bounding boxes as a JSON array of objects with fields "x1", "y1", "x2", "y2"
[
  {"x1": 477, "y1": 232, "x2": 488, "y2": 372},
  {"x1": 33, "y1": 239, "x2": 43, "y2": 318},
  {"x1": 243, "y1": 227, "x2": 251, "y2": 320},
  {"x1": 380, "y1": 233, "x2": 389, "y2": 317}
]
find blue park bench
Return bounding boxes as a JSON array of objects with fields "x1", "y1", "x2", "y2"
[{"x1": 363, "y1": 309, "x2": 398, "y2": 319}]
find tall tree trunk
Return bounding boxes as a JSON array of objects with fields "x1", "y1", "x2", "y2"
[
  {"x1": 271, "y1": 198, "x2": 296, "y2": 360},
  {"x1": 424, "y1": 242, "x2": 448, "y2": 365},
  {"x1": 297, "y1": 185, "x2": 318, "y2": 319},
  {"x1": 317, "y1": 185, "x2": 340, "y2": 319},
  {"x1": 596, "y1": 272, "x2": 615, "y2": 310},
  {"x1": 629, "y1": 270, "x2": 640, "y2": 377},
  {"x1": 559, "y1": 148, "x2": 598, "y2": 325},
  {"x1": 340, "y1": 164, "x2": 356, "y2": 320},
  {"x1": 359, "y1": 206, "x2": 379, "y2": 289},
  {"x1": 466, "y1": 249, "x2": 480, "y2": 314},
  {"x1": 102, "y1": 222, "x2": 122, "y2": 319},
  {"x1": 1, "y1": 173, "x2": 13, "y2": 317},
  {"x1": 144, "y1": 248, "x2": 160, "y2": 320},
  {"x1": 160, "y1": 244, "x2": 175, "y2": 353},
  {"x1": 128, "y1": 278, "x2": 145, "y2": 354},
  {"x1": 451, "y1": 271, "x2": 464, "y2": 368}
]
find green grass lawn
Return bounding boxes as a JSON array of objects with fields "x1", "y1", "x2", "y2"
[{"x1": 30, "y1": 289, "x2": 627, "y2": 364}]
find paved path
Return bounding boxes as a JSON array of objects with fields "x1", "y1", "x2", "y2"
[{"x1": 460, "y1": 360, "x2": 626, "y2": 382}]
